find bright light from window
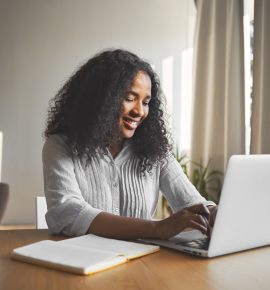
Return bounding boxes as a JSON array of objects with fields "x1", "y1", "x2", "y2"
[
  {"x1": 180, "y1": 48, "x2": 193, "y2": 153},
  {"x1": 161, "y1": 56, "x2": 174, "y2": 128},
  {"x1": 243, "y1": 0, "x2": 254, "y2": 154}
]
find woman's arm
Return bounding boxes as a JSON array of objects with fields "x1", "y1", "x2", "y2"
[
  {"x1": 43, "y1": 135, "x2": 102, "y2": 236},
  {"x1": 89, "y1": 203, "x2": 211, "y2": 239}
]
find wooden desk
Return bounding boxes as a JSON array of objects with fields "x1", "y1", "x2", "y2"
[
  {"x1": 0, "y1": 224, "x2": 35, "y2": 230},
  {"x1": 1, "y1": 230, "x2": 270, "y2": 290}
]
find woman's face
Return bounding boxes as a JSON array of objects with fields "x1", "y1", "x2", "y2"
[{"x1": 119, "y1": 71, "x2": 152, "y2": 139}]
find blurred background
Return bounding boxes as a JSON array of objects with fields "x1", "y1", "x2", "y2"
[{"x1": 1, "y1": 0, "x2": 269, "y2": 225}]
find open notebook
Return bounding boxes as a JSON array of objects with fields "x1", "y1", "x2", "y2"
[{"x1": 11, "y1": 234, "x2": 159, "y2": 275}]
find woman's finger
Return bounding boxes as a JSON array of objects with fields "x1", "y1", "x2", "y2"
[
  {"x1": 208, "y1": 205, "x2": 218, "y2": 226},
  {"x1": 189, "y1": 213, "x2": 211, "y2": 236},
  {"x1": 188, "y1": 219, "x2": 208, "y2": 235},
  {"x1": 187, "y1": 203, "x2": 210, "y2": 217}
]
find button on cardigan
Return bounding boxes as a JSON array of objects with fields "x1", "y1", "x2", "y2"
[{"x1": 42, "y1": 135, "x2": 214, "y2": 236}]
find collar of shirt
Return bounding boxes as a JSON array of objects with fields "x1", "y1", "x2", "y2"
[{"x1": 104, "y1": 140, "x2": 134, "y2": 166}]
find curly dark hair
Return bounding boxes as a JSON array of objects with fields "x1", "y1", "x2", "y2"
[{"x1": 45, "y1": 49, "x2": 172, "y2": 172}]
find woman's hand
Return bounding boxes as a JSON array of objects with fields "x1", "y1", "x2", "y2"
[
  {"x1": 207, "y1": 205, "x2": 218, "y2": 227},
  {"x1": 89, "y1": 204, "x2": 217, "y2": 241},
  {"x1": 156, "y1": 203, "x2": 211, "y2": 240}
]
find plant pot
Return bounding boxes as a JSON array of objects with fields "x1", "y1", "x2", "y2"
[{"x1": 0, "y1": 183, "x2": 9, "y2": 223}]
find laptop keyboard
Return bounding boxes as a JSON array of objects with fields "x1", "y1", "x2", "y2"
[{"x1": 175, "y1": 238, "x2": 210, "y2": 250}]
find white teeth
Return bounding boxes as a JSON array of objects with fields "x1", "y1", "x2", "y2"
[
  {"x1": 124, "y1": 118, "x2": 138, "y2": 128},
  {"x1": 126, "y1": 119, "x2": 137, "y2": 125}
]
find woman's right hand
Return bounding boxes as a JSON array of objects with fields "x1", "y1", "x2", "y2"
[{"x1": 155, "y1": 203, "x2": 211, "y2": 239}]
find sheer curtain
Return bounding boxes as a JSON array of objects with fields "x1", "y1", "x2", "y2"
[
  {"x1": 190, "y1": 0, "x2": 245, "y2": 175},
  {"x1": 250, "y1": 0, "x2": 270, "y2": 153}
]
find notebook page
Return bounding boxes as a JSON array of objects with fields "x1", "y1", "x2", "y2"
[
  {"x1": 11, "y1": 240, "x2": 126, "y2": 275},
  {"x1": 59, "y1": 234, "x2": 159, "y2": 259}
]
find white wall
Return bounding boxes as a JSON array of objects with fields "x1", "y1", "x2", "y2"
[{"x1": 0, "y1": 0, "x2": 195, "y2": 224}]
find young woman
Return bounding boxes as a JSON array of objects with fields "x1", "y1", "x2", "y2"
[{"x1": 43, "y1": 49, "x2": 217, "y2": 238}]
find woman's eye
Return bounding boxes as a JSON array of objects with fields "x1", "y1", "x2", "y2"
[
  {"x1": 125, "y1": 97, "x2": 134, "y2": 102},
  {"x1": 143, "y1": 99, "x2": 151, "y2": 106}
]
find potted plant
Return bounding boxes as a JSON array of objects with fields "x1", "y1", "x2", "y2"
[{"x1": 162, "y1": 153, "x2": 223, "y2": 217}]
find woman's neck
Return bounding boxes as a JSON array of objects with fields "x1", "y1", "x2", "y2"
[{"x1": 108, "y1": 139, "x2": 124, "y2": 159}]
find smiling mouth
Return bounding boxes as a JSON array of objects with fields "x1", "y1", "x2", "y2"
[{"x1": 122, "y1": 117, "x2": 140, "y2": 130}]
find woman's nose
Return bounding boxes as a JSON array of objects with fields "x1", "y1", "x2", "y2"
[{"x1": 131, "y1": 102, "x2": 144, "y2": 117}]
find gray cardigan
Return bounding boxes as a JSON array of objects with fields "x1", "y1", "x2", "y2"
[{"x1": 42, "y1": 135, "x2": 214, "y2": 236}]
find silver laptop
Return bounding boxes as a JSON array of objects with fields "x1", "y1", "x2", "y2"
[{"x1": 142, "y1": 155, "x2": 270, "y2": 257}]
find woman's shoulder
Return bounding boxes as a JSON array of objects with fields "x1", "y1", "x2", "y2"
[
  {"x1": 42, "y1": 134, "x2": 70, "y2": 157},
  {"x1": 160, "y1": 151, "x2": 175, "y2": 165}
]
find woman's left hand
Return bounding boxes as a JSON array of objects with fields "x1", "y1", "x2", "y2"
[{"x1": 207, "y1": 205, "x2": 218, "y2": 227}]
